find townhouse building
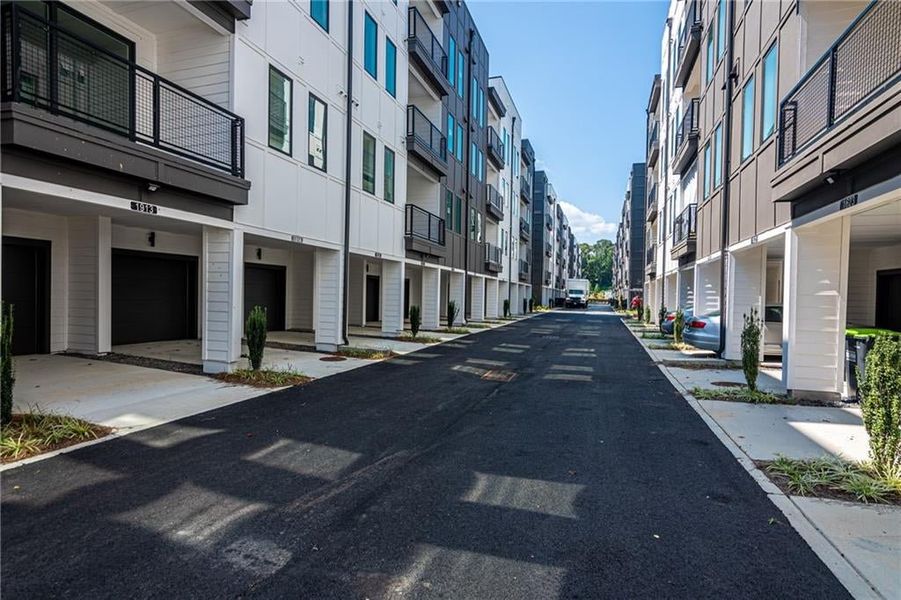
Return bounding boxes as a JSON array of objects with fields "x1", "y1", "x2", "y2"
[
  {"x1": 642, "y1": 0, "x2": 901, "y2": 400},
  {"x1": 1, "y1": 0, "x2": 537, "y2": 373},
  {"x1": 612, "y1": 163, "x2": 647, "y2": 303},
  {"x1": 530, "y1": 168, "x2": 563, "y2": 305},
  {"x1": 552, "y1": 204, "x2": 569, "y2": 294}
]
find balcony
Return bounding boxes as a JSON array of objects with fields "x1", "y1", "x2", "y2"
[
  {"x1": 544, "y1": 270, "x2": 552, "y2": 285},
  {"x1": 545, "y1": 213, "x2": 553, "y2": 231},
  {"x1": 487, "y1": 86, "x2": 506, "y2": 118},
  {"x1": 647, "y1": 119, "x2": 660, "y2": 167},
  {"x1": 648, "y1": 74, "x2": 661, "y2": 113},
  {"x1": 407, "y1": 7, "x2": 450, "y2": 97},
  {"x1": 519, "y1": 216, "x2": 530, "y2": 240},
  {"x1": 777, "y1": 1, "x2": 901, "y2": 168},
  {"x1": 545, "y1": 241, "x2": 552, "y2": 257},
  {"x1": 521, "y1": 139, "x2": 535, "y2": 166},
  {"x1": 0, "y1": 3, "x2": 248, "y2": 202},
  {"x1": 405, "y1": 204, "x2": 446, "y2": 258},
  {"x1": 406, "y1": 105, "x2": 447, "y2": 178},
  {"x1": 673, "y1": 99, "x2": 700, "y2": 174},
  {"x1": 487, "y1": 126, "x2": 505, "y2": 169},
  {"x1": 647, "y1": 183, "x2": 658, "y2": 222},
  {"x1": 486, "y1": 184, "x2": 504, "y2": 221},
  {"x1": 646, "y1": 244, "x2": 657, "y2": 277},
  {"x1": 519, "y1": 258, "x2": 530, "y2": 283},
  {"x1": 485, "y1": 243, "x2": 502, "y2": 273},
  {"x1": 671, "y1": 204, "x2": 697, "y2": 260},
  {"x1": 520, "y1": 175, "x2": 532, "y2": 202},
  {"x1": 673, "y1": 0, "x2": 702, "y2": 88}
]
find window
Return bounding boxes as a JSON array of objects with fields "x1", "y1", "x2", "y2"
[
  {"x1": 457, "y1": 51, "x2": 465, "y2": 97},
  {"x1": 362, "y1": 131, "x2": 376, "y2": 193},
  {"x1": 705, "y1": 32, "x2": 714, "y2": 84},
  {"x1": 385, "y1": 38, "x2": 396, "y2": 97},
  {"x1": 364, "y1": 12, "x2": 377, "y2": 79},
  {"x1": 761, "y1": 42, "x2": 778, "y2": 142},
  {"x1": 445, "y1": 189, "x2": 453, "y2": 225},
  {"x1": 447, "y1": 114, "x2": 455, "y2": 155},
  {"x1": 480, "y1": 89, "x2": 486, "y2": 127},
  {"x1": 454, "y1": 196, "x2": 463, "y2": 233},
  {"x1": 456, "y1": 124, "x2": 464, "y2": 161},
  {"x1": 308, "y1": 94, "x2": 327, "y2": 170},
  {"x1": 384, "y1": 147, "x2": 395, "y2": 203},
  {"x1": 268, "y1": 66, "x2": 292, "y2": 155},
  {"x1": 311, "y1": 0, "x2": 328, "y2": 31},
  {"x1": 471, "y1": 77, "x2": 479, "y2": 120},
  {"x1": 448, "y1": 36, "x2": 456, "y2": 86},
  {"x1": 741, "y1": 75, "x2": 755, "y2": 160},
  {"x1": 713, "y1": 123, "x2": 723, "y2": 187},
  {"x1": 470, "y1": 142, "x2": 476, "y2": 176},
  {"x1": 703, "y1": 142, "x2": 711, "y2": 199},
  {"x1": 717, "y1": 1, "x2": 726, "y2": 59}
]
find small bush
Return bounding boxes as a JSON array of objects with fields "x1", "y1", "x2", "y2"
[
  {"x1": 1, "y1": 302, "x2": 14, "y2": 426},
  {"x1": 218, "y1": 369, "x2": 311, "y2": 388},
  {"x1": 766, "y1": 455, "x2": 900, "y2": 504},
  {"x1": 674, "y1": 309, "x2": 685, "y2": 344},
  {"x1": 741, "y1": 308, "x2": 762, "y2": 391},
  {"x1": 858, "y1": 336, "x2": 901, "y2": 479},
  {"x1": 503, "y1": 299, "x2": 510, "y2": 318},
  {"x1": 644, "y1": 307, "x2": 651, "y2": 324},
  {"x1": 447, "y1": 300, "x2": 460, "y2": 327},
  {"x1": 336, "y1": 347, "x2": 397, "y2": 360},
  {"x1": 409, "y1": 305, "x2": 421, "y2": 338},
  {"x1": 1, "y1": 411, "x2": 109, "y2": 462},
  {"x1": 245, "y1": 306, "x2": 268, "y2": 371}
]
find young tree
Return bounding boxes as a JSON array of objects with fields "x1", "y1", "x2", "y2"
[
  {"x1": 858, "y1": 336, "x2": 901, "y2": 478},
  {"x1": 409, "y1": 305, "x2": 421, "y2": 338},
  {"x1": 741, "y1": 308, "x2": 762, "y2": 392},
  {"x1": 245, "y1": 306, "x2": 268, "y2": 371}
]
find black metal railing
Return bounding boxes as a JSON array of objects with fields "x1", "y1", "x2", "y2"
[
  {"x1": 520, "y1": 174, "x2": 531, "y2": 199},
  {"x1": 647, "y1": 119, "x2": 659, "y2": 154},
  {"x1": 519, "y1": 216, "x2": 530, "y2": 235},
  {"x1": 778, "y1": 1, "x2": 901, "y2": 165},
  {"x1": 405, "y1": 204, "x2": 445, "y2": 245},
  {"x1": 487, "y1": 125, "x2": 505, "y2": 166},
  {"x1": 646, "y1": 244, "x2": 656, "y2": 266},
  {"x1": 1, "y1": 3, "x2": 245, "y2": 177},
  {"x1": 673, "y1": 203, "x2": 697, "y2": 245},
  {"x1": 647, "y1": 183, "x2": 657, "y2": 209},
  {"x1": 545, "y1": 213, "x2": 553, "y2": 230},
  {"x1": 487, "y1": 184, "x2": 503, "y2": 214},
  {"x1": 407, "y1": 6, "x2": 447, "y2": 79},
  {"x1": 544, "y1": 270, "x2": 551, "y2": 284},
  {"x1": 406, "y1": 105, "x2": 447, "y2": 162},
  {"x1": 519, "y1": 258, "x2": 529, "y2": 276},
  {"x1": 486, "y1": 243, "x2": 502, "y2": 265},
  {"x1": 676, "y1": 99, "x2": 700, "y2": 156},
  {"x1": 545, "y1": 241, "x2": 552, "y2": 256},
  {"x1": 676, "y1": 0, "x2": 701, "y2": 67}
]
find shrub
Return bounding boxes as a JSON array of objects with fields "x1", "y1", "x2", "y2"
[
  {"x1": 409, "y1": 305, "x2": 421, "y2": 338},
  {"x1": 644, "y1": 307, "x2": 651, "y2": 324},
  {"x1": 447, "y1": 300, "x2": 459, "y2": 327},
  {"x1": 673, "y1": 309, "x2": 685, "y2": 344},
  {"x1": 245, "y1": 306, "x2": 268, "y2": 371},
  {"x1": 503, "y1": 299, "x2": 510, "y2": 318},
  {"x1": 741, "y1": 307, "x2": 762, "y2": 392},
  {"x1": 858, "y1": 336, "x2": 901, "y2": 479},
  {"x1": 528, "y1": 299, "x2": 534, "y2": 312},
  {"x1": 1, "y1": 303, "x2": 14, "y2": 426}
]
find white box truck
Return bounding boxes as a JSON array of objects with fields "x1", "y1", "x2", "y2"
[{"x1": 565, "y1": 278, "x2": 590, "y2": 309}]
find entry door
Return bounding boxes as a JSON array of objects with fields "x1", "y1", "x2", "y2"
[
  {"x1": 1, "y1": 237, "x2": 51, "y2": 355},
  {"x1": 876, "y1": 269, "x2": 901, "y2": 332},
  {"x1": 403, "y1": 278, "x2": 410, "y2": 319},
  {"x1": 244, "y1": 264, "x2": 286, "y2": 331},
  {"x1": 366, "y1": 275, "x2": 380, "y2": 323}
]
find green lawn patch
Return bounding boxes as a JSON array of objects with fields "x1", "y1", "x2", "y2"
[
  {"x1": 464, "y1": 323, "x2": 492, "y2": 329},
  {"x1": 1, "y1": 411, "x2": 111, "y2": 463},
  {"x1": 218, "y1": 369, "x2": 313, "y2": 387},
  {"x1": 443, "y1": 327, "x2": 472, "y2": 334},
  {"x1": 763, "y1": 455, "x2": 901, "y2": 504}
]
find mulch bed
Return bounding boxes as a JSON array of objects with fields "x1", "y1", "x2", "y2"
[
  {"x1": 1, "y1": 416, "x2": 113, "y2": 464},
  {"x1": 755, "y1": 460, "x2": 901, "y2": 506}
]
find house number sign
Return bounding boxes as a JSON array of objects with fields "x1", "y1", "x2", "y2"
[{"x1": 130, "y1": 201, "x2": 159, "y2": 215}]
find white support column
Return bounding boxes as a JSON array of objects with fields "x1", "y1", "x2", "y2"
[
  {"x1": 693, "y1": 259, "x2": 721, "y2": 317},
  {"x1": 421, "y1": 266, "x2": 441, "y2": 330},
  {"x1": 485, "y1": 278, "x2": 499, "y2": 319},
  {"x1": 202, "y1": 226, "x2": 243, "y2": 373},
  {"x1": 314, "y1": 247, "x2": 343, "y2": 352},
  {"x1": 381, "y1": 259, "x2": 405, "y2": 336},
  {"x1": 448, "y1": 271, "x2": 465, "y2": 326},
  {"x1": 469, "y1": 275, "x2": 486, "y2": 322},
  {"x1": 723, "y1": 246, "x2": 765, "y2": 361},
  {"x1": 67, "y1": 216, "x2": 111, "y2": 354}
]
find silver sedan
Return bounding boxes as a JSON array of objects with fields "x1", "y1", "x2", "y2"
[{"x1": 683, "y1": 311, "x2": 721, "y2": 351}]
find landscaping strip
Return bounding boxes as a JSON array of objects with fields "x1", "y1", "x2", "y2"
[
  {"x1": 216, "y1": 369, "x2": 312, "y2": 388},
  {"x1": 1, "y1": 412, "x2": 112, "y2": 463},
  {"x1": 761, "y1": 455, "x2": 901, "y2": 505}
]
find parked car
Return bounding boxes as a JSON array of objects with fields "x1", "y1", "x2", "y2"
[
  {"x1": 683, "y1": 311, "x2": 721, "y2": 351},
  {"x1": 763, "y1": 305, "x2": 783, "y2": 357},
  {"x1": 660, "y1": 309, "x2": 692, "y2": 335}
]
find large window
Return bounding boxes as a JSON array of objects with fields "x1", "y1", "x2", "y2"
[
  {"x1": 741, "y1": 76, "x2": 755, "y2": 160},
  {"x1": 448, "y1": 36, "x2": 456, "y2": 86},
  {"x1": 761, "y1": 42, "x2": 778, "y2": 142},
  {"x1": 308, "y1": 94, "x2": 327, "y2": 170},
  {"x1": 456, "y1": 124, "x2": 464, "y2": 161},
  {"x1": 362, "y1": 131, "x2": 376, "y2": 193},
  {"x1": 717, "y1": 1, "x2": 726, "y2": 59},
  {"x1": 457, "y1": 51, "x2": 465, "y2": 97},
  {"x1": 713, "y1": 123, "x2": 723, "y2": 187},
  {"x1": 447, "y1": 114, "x2": 455, "y2": 156},
  {"x1": 454, "y1": 196, "x2": 462, "y2": 233},
  {"x1": 472, "y1": 77, "x2": 479, "y2": 121},
  {"x1": 311, "y1": 0, "x2": 328, "y2": 31},
  {"x1": 364, "y1": 12, "x2": 377, "y2": 79},
  {"x1": 384, "y1": 147, "x2": 395, "y2": 203},
  {"x1": 268, "y1": 66, "x2": 292, "y2": 155},
  {"x1": 705, "y1": 32, "x2": 714, "y2": 85},
  {"x1": 703, "y1": 142, "x2": 711, "y2": 199},
  {"x1": 385, "y1": 38, "x2": 397, "y2": 97},
  {"x1": 445, "y1": 189, "x2": 453, "y2": 226}
]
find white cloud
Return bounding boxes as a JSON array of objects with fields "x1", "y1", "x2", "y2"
[{"x1": 558, "y1": 201, "x2": 617, "y2": 244}]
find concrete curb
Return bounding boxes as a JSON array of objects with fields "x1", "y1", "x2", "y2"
[{"x1": 621, "y1": 317, "x2": 882, "y2": 600}]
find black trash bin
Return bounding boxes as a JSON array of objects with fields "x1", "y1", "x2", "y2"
[{"x1": 845, "y1": 328, "x2": 899, "y2": 401}]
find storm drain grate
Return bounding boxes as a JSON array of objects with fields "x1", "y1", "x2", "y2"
[{"x1": 481, "y1": 369, "x2": 517, "y2": 382}]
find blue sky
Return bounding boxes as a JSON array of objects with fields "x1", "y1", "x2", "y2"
[{"x1": 469, "y1": 1, "x2": 668, "y2": 243}]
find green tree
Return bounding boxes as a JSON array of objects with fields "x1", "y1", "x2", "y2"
[{"x1": 579, "y1": 239, "x2": 614, "y2": 291}]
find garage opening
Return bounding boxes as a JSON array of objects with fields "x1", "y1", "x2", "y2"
[
  {"x1": 244, "y1": 264, "x2": 286, "y2": 331},
  {"x1": 2, "y1": 236, "x2": 51, "y2": 355},
  {"x1": 366, "y1": 275, "x2": 380, "y2": 323},
  {"x1": 112, "y1": 250, "x2": 198, "y2": 345}
]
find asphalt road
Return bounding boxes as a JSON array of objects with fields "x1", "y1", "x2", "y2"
[{"x1": 1, "y1": 306, "x2": 849, "y2": 599}]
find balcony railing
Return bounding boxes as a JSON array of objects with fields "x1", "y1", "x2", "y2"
[
  {"x1": 405, "y1": 204, "x2": 445, "y2": 246},
  {"x1": 647, "y1": 120, "x2": 660, "y2": 167},
  {"x1": 544, "y1": 270, "x2": 551, "y2": 285},
  {"x1": 647, "y1": 183, "x2": 658, "y2": 221},
  {"x1": 519, "y1": 216, "x2": 530, "y2": 238},
  {"x1": 674, "y1": 98, "x2": 700, "y2": 173},
  {"x1": 673, "y1": 203, "x2": 697, "y2": 247},
  {"x1": 406, "y1": 6, "x2": 448, "y2": 94},
  {"x1": 485, "y1": 243, "x2": 502, "y2": 272},
  {"x1": 545, "y1": 213, "x2": 553, "y2": 230},
  {"x1": 519, "y1": 258, "x2": 529, "y2": 276},
  {"x1": 486, "y1": 184, "x2": 504, "y2": 220},
  {"x1": 406, "y1": 104, "x2": 447, "y2": 170},
  {"x1": 487, "y1": 125, "x2": 505, "y2": 169},
  {"x1": 545, "y1": 241, "x2": 552, "y2": 256},
  {"x1": 520, "y1": 175, "x2": 531, "y2": 201},
  {"x1": 674, "y1": 0, "x2": 702, "y2": 87},
  {"x1": 646, "y1": 244, "x2": 657, "y2": 269},
  {"x1": 778, "y1": 1, "x2": 901, "y2": 166},
  {"x1": 1, "y1": 3, "x2": 245, "y2": 177}
]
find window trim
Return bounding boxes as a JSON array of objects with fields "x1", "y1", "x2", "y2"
[
  {"x1": 362, "y1": 131, "x2": 376, "y2": 194},
  {"x1": 311, "y1": 0, "x2": 329, "y2": 32},
  {"x1": 713, "y1": 123, "x2": 723, "y2": 188},
  {"x1": 716, "y1": 0, "x2": 726, "y2": 60},
  {"x1": 268, "y1": 65, "x2": 293, "y2": 156},
  {"x1": 741, "y1": 75, "x2": 756, "y2": 161},
  {"x1": 760, "y1": 41, "x2": 778, "y2": 143},
  {"x1": 383, "y1": 146, "x2": 395, "y2": 203},
  {"x1": 702, "y1": 141, "x2": 711, "y2": 200},
  {"x1": 307, "y1": 92, "x2": 327, "y2": 171},
  {"x1": 385, "y1": 37, "x2": 397, "y2": 97},
  {"x1": 363, "y1": 12, "x2": 378, "y2": 80}
]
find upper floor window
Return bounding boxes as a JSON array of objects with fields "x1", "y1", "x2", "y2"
[
  {"x1": 385, "y1": 38, "x2": 397, "y2": 97},
  {"x1": 364, "y1": 12, "x2": 377, "y2": 79},
  {"x1": 716, "y1": 1, "x2": 726, "y2": 59},
  {"x1": 702, "y1": 141, "x2": 711, "y2": 199},
  {"x1": 308, "y1": 93, "x2": 327, "y2": 170},
  {"x1": 713, "y1": 123, "x2": 723, "y2": 187},
  {"x1": 471, "y1": 77, "x2": 479, "y2": 121},
  {"x1": 457, "y1": 51, "x2": 465, "y2": 97},
  {"x1": 311, "y1": 0, "x2": 328, "y2": 32},
  {"x1": 447, "y1": 114, "x2": 455, "y2": 156},
  {"x1": 456, "y1": 124, "x2": 464, "y2": 161},
  {"x1": 445, "y1": 189, "x2": 453, "y2": 227},
  {"x1": 741, "y1": 76, "x2": 756, "y2": 160},
  {"x1": 705, "y1": 32, "x2": 714, "y2": 85},
  {"x1": 448, "y1": 36, "x2": 456, "y2": 86},
  {"x1": 384, "y1": 147, "x2": 395, "y2": 203},
  {"x1": 760, "y1": 42, "x2": 778, "y2": 142},
  {"x1": 362, "y1": 131, "x2": 376, "y2": 193},
  {"x1": 454, "y1": 196, "x2": 463, "y2": 233},
  {"x1": 268, "y1": 66, "x2": 292, "y2": 155}
]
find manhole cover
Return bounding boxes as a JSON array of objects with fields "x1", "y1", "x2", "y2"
[
  {"x1": 711, "y1": 381, "x2": 745, "y2": 388},
  {"x1": 320, "y1": 355, "x2": 347, "y2": 362}
]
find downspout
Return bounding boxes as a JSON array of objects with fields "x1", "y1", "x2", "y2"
[
  {"x1": 507, "y1": 115, "x2": 517, "y2": 307},
  {"x1": 716, "y1": 0, "x2": 735, "y2": 357},
  {"x1": 462, "y1": 29, "x2": 474, "y2": 316},
  {"x1": 660, "y1": 18, "x2": 672, "y2": 316},
  {"x1": 341, "y1": 0, "x2": 354, "y2": 345}
]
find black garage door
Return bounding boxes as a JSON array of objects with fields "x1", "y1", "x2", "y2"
[
  {"x1": 2, "y1": 237, "x2": 51, "y2": 355},
  {"x1": 244, "y1": 264, "x2": 286, "y2": 331},
  {"x1": 112, "y1": 250, "x2": 198, "y2": 345}
]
